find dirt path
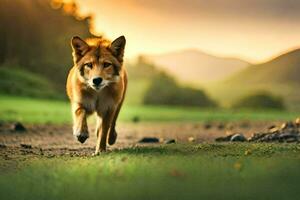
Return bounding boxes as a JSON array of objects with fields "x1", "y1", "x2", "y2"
[{"x1": 0, "y1": 121, "x2": 282, "y2": 159}]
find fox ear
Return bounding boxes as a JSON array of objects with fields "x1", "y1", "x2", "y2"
[
  {"x1": 71, "y1": 36, "x2": 89, "y2": 63},
  {"x1": 110, "y1": 36, "x2": 126, "y2": 62}
]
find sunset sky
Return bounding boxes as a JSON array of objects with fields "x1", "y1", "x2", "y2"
[{"x1": 74, "y1": 0, "x2": 300, "y2": 63}]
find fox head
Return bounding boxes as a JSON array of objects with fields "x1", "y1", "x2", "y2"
[{"x1": 71, "y1": 35, "x2": 126, "y2": 91}]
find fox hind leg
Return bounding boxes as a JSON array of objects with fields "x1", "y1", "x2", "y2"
[{"x1": 108, "y1": 101, "x2": 124, "y2": 145}]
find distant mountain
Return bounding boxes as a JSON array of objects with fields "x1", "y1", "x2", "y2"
[
  {"x1": 145, "y1": 49, "x2": 250, "y2": 84},
  {"x1": 207, "y1": 48, "x2": 300, "y2": 110},
  {"x1": 224, "y1": 48, "x2": 300, "y2": 85}
]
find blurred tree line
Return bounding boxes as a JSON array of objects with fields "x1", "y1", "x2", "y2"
[
  {"x1": 143, "y1": 72, "x2": 217, "y2": 107},
  {"x1": 0, "y1": 0, "x2": 92, "y2": 90},
  {"x1": 128, "y1": 56, "x2": 218, "y2": 108},
  {"x1": 232, "y1": 91, "x2": 285, "y2": 110}
]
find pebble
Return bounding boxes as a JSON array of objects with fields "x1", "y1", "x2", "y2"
[
  {"x1": 164, "y1": 139, "x2": 176, "y2": 144},
  {"x1": 230, "y1": 134, "x2": 247, "y2": 142},
  {"x1": 295, "y1": 118, "x2": 300, "y2": 126},
  {"x1": 188, "y1": 137, "x2": 195, "y2": 142},
  {"x1": 20, "y1": 144, "x2": 32, "y2": 149},
  {"x1": 203, "y1": 123, "x2": 212, "y2": 129},
  {"x1": 269, "y1": 127, "x2": 280, "y2": 133},
  {"x1": 268, "y1": 125, "x2": 276, "y2": 130},
  {"x1": 217, "y1": 118, "x2": 300, "y2": 143},
  {"x1": 12, "y1": 122, "x2": 26, "y2": 132},
  {"x1": 215, "y1": 134, "x2": 233, "y2": 142},
  {"x1": 132, "y1": 116, "x2": 140, "y2": 123},
  {"x1": 138, "y1": 137, "x2": 159, "y2": 143}
]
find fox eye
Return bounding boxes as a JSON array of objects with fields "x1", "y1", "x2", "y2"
[
  {"x1": 103, "y1": 62, "x2": 112, "y2": 68},
  {"x1": 84, "y1": 62, "x2": 93, "y2": 69}
]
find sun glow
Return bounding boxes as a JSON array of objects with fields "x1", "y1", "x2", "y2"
[{"x1": 72, "y1": 0, "x2": 300, "y2": 63}]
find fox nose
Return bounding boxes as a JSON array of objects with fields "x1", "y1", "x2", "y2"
[{"x1": 93, "y1": 77, "x2": 103, "y2": 86}]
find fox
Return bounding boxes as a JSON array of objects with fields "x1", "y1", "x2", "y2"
[{"x1": 66, "y1": 35, "x2": 127, "y2": 155}]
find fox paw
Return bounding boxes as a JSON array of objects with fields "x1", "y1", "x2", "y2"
[
  {"x1": 73, "y1": 129, "x2": 89, "y2": 144},
  {"x1": 108, "y1": 130, "x2": 118, "y2": 145}
]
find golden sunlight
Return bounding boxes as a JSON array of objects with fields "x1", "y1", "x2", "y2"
[{"x1": 71, "y1": 0, "x2": 300, "y2": 63}]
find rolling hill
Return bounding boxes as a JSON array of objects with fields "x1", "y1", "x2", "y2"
[
  {"x1": 145, "y1": 49, "x2": 250, "y2": 84},
  {"x1": 224, "y1": 48, "x2": 300, "y2": 85},
  {"x1": 0, "y1": 67, "x2": 62, "y2": 99},
  {"x1": 207, "y1": 48, "x2": 300, "y2": 110}
]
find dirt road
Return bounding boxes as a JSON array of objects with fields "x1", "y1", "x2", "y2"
[{"x1": 0, "y1": 121, "x2": 282, "y2": 158}]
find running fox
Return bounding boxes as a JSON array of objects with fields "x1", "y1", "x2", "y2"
[{"x1": 66, "y1": 35, "x2": 127, "y2": 155}]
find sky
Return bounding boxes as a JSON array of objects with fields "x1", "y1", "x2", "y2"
[{"x1": 74, "y1": 0, "x2": 300, "y2": 63}]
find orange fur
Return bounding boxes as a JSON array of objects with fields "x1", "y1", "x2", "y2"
[{"x1": 66, "y1": 35, "x2": 127, "y2": 155}]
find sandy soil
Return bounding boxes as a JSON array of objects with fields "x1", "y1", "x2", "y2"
[{"x1": 0, "y1": 121, "x2": 283, "y2": 159}]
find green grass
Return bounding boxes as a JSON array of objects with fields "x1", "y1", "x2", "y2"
[
  {"x1": 1, "y1": 143, "x2": 300, "y2": 200},
  {"x1": 0, "y1": 95, "x2": 71, "y2": 124},
  {"x1": 0, "y1": 95, "x2": 299, "y2": 124}
]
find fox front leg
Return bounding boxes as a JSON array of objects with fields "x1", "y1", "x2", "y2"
[
  {"x1": 94, "y1": 110, "x2": 114, "y2": 155},
  {"x1": 72, "y1": 105, "x2": 89, "y2": 143}
]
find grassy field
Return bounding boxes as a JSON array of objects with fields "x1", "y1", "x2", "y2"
[
  {"x1": 1, "y1": 96, "x2": 300, "y2": 200},
  {"x1": 1, "y1": 143, "x2": 300, "y2": 200},
  {"x1": 0, "y1": 95, "x2": 299, "y2": 124}
]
